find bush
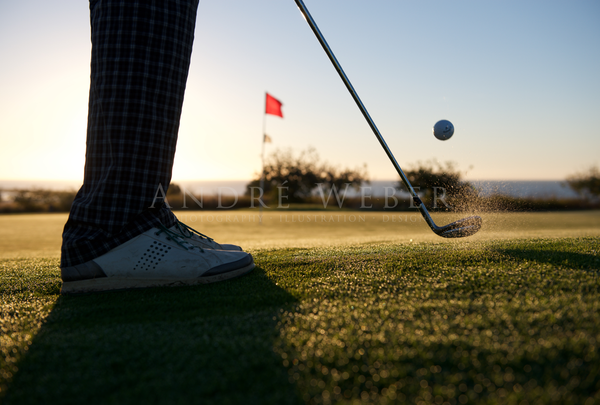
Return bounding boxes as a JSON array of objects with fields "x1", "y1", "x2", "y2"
[
  {"x1": 245, "y1": 147, "x2": 369, "y2": 203},
  {"x1": 8, "y1": 189, "x2": 77, "y2": 212},
  {"x1": 397, "y1": 160, "x2": 477, "y2": 210},
  {"x1": 566, "y1": 166, "x2": 600, "y2": 201}
]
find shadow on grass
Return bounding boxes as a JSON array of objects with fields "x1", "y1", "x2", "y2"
[
  {"x1": 498, "y1": 247, "x2": 599, "y2": 272},
  {"x1": 3, "y1": 267, "x2": 303, "y2": 405}
]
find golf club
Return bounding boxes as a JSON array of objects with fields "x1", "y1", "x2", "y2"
[{"x1": 294, "y1": 0, "x2": 482, "y2": 238}]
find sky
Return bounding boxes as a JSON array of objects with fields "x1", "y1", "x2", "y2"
[{"x1": 0, "y1": 0, "x2": 599, "y2": 184}]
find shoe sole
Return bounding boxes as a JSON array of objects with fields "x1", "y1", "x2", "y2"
[{"x1": 61, "y1": 262, "x2": 255, "y2": 294}]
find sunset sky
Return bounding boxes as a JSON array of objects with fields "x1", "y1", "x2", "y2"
[{"x1": 0, "y1": 0, "x2": 599, "y2": 184}]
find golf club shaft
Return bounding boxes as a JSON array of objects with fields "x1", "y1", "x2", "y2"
[{"x1": 294, "y1": 0, "x2": 438, "y2": 231}]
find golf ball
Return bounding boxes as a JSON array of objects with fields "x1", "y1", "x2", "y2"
[{"x1": 433, "y1": 120, "x2": 454, "y2": 141}]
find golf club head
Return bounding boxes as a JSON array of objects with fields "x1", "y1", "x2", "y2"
[{"x1": 435, "y1": 216, "x2": 482, "y2": 238}]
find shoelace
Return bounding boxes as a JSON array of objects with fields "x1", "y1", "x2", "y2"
[
  {"x1": 156, "y1": 224, "x2": 204, "y2": 252},
  {"x1": 174, "y1": 220, "x2": 215, "y2": 243}
]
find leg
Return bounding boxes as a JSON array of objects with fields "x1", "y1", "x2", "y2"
[
  {"x1": 62, "y1": 0, "x2": 199, "y2": 267},
  {"x1": 60, "y1": 0, "x2": 255, "y2": 293},
  {"x1": 61, "y1": 0, "x2": 254, "y2": 293}
]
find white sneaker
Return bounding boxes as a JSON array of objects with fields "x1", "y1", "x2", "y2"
[
  {"x1": 60, "y1": 225, "x2": 254, "y2": 294},
  {"x1": 169, "y1": 220, "x2": 243, "y2": 251}
]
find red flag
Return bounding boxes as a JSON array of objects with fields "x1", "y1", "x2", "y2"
[{"x1": 265, "y1": 93, "x2": 283, "y2": 118}]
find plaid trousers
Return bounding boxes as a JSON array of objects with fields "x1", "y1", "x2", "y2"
[{"x1": 61, "y1": 0, "x2": 199, "y2": 267}]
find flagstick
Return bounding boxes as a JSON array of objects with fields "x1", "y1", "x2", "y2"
[
  {"x1": 260, "y1": 95, "x2": 267, "y2": 224},
  {"x1": 260, "y1": 92, "x2": 282, "y2": 224}
]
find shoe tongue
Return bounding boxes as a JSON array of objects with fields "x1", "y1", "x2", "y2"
[
  {"x1": 170, "y1": 224, "x2": 198, "y2": 241},
  {"x1": 171, "y1": 223, "x2": 211, "y2": 241},
  {"x1": 164, "y1": 227, "x2": 201, "y2": 251}
]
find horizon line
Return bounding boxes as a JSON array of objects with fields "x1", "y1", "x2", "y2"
[{"x1": 0, "y1": 178, "x2": 572, "y2": 183}]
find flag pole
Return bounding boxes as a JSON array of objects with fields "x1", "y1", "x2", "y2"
[
  {"x1": 260, "y1": 92, "x2": 282, "y2": 224},
  {"x1": 260, "y1": 93, "x2": 267, "y2": 224}
]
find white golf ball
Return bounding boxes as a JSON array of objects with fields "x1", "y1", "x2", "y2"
[{"x1": 433, "y1": 120, "x2": 454, "y2": 141}]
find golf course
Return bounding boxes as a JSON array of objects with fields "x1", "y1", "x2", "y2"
[{"x1": 1, "y1": 210, "x2": 599, "y2": 404}]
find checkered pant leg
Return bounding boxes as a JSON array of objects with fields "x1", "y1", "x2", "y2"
[{"x1": 61, "y1": 0, "x2": 200, "y2": 268}]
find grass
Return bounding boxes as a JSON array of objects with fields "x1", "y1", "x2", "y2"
[
  {"x1": 1, "y1": 211, "x2": 599, "y2": 404},
  {"x1": 2, "y1": 210, "x2": 600, "y2": 258}
]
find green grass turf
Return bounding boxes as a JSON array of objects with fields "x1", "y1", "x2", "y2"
[
  {"x1": 1, "y1": 234, "x2": 599, "y2": 404},
  {"x1": 2, "y1": 210, "x2": 600, "y2": 258}
]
